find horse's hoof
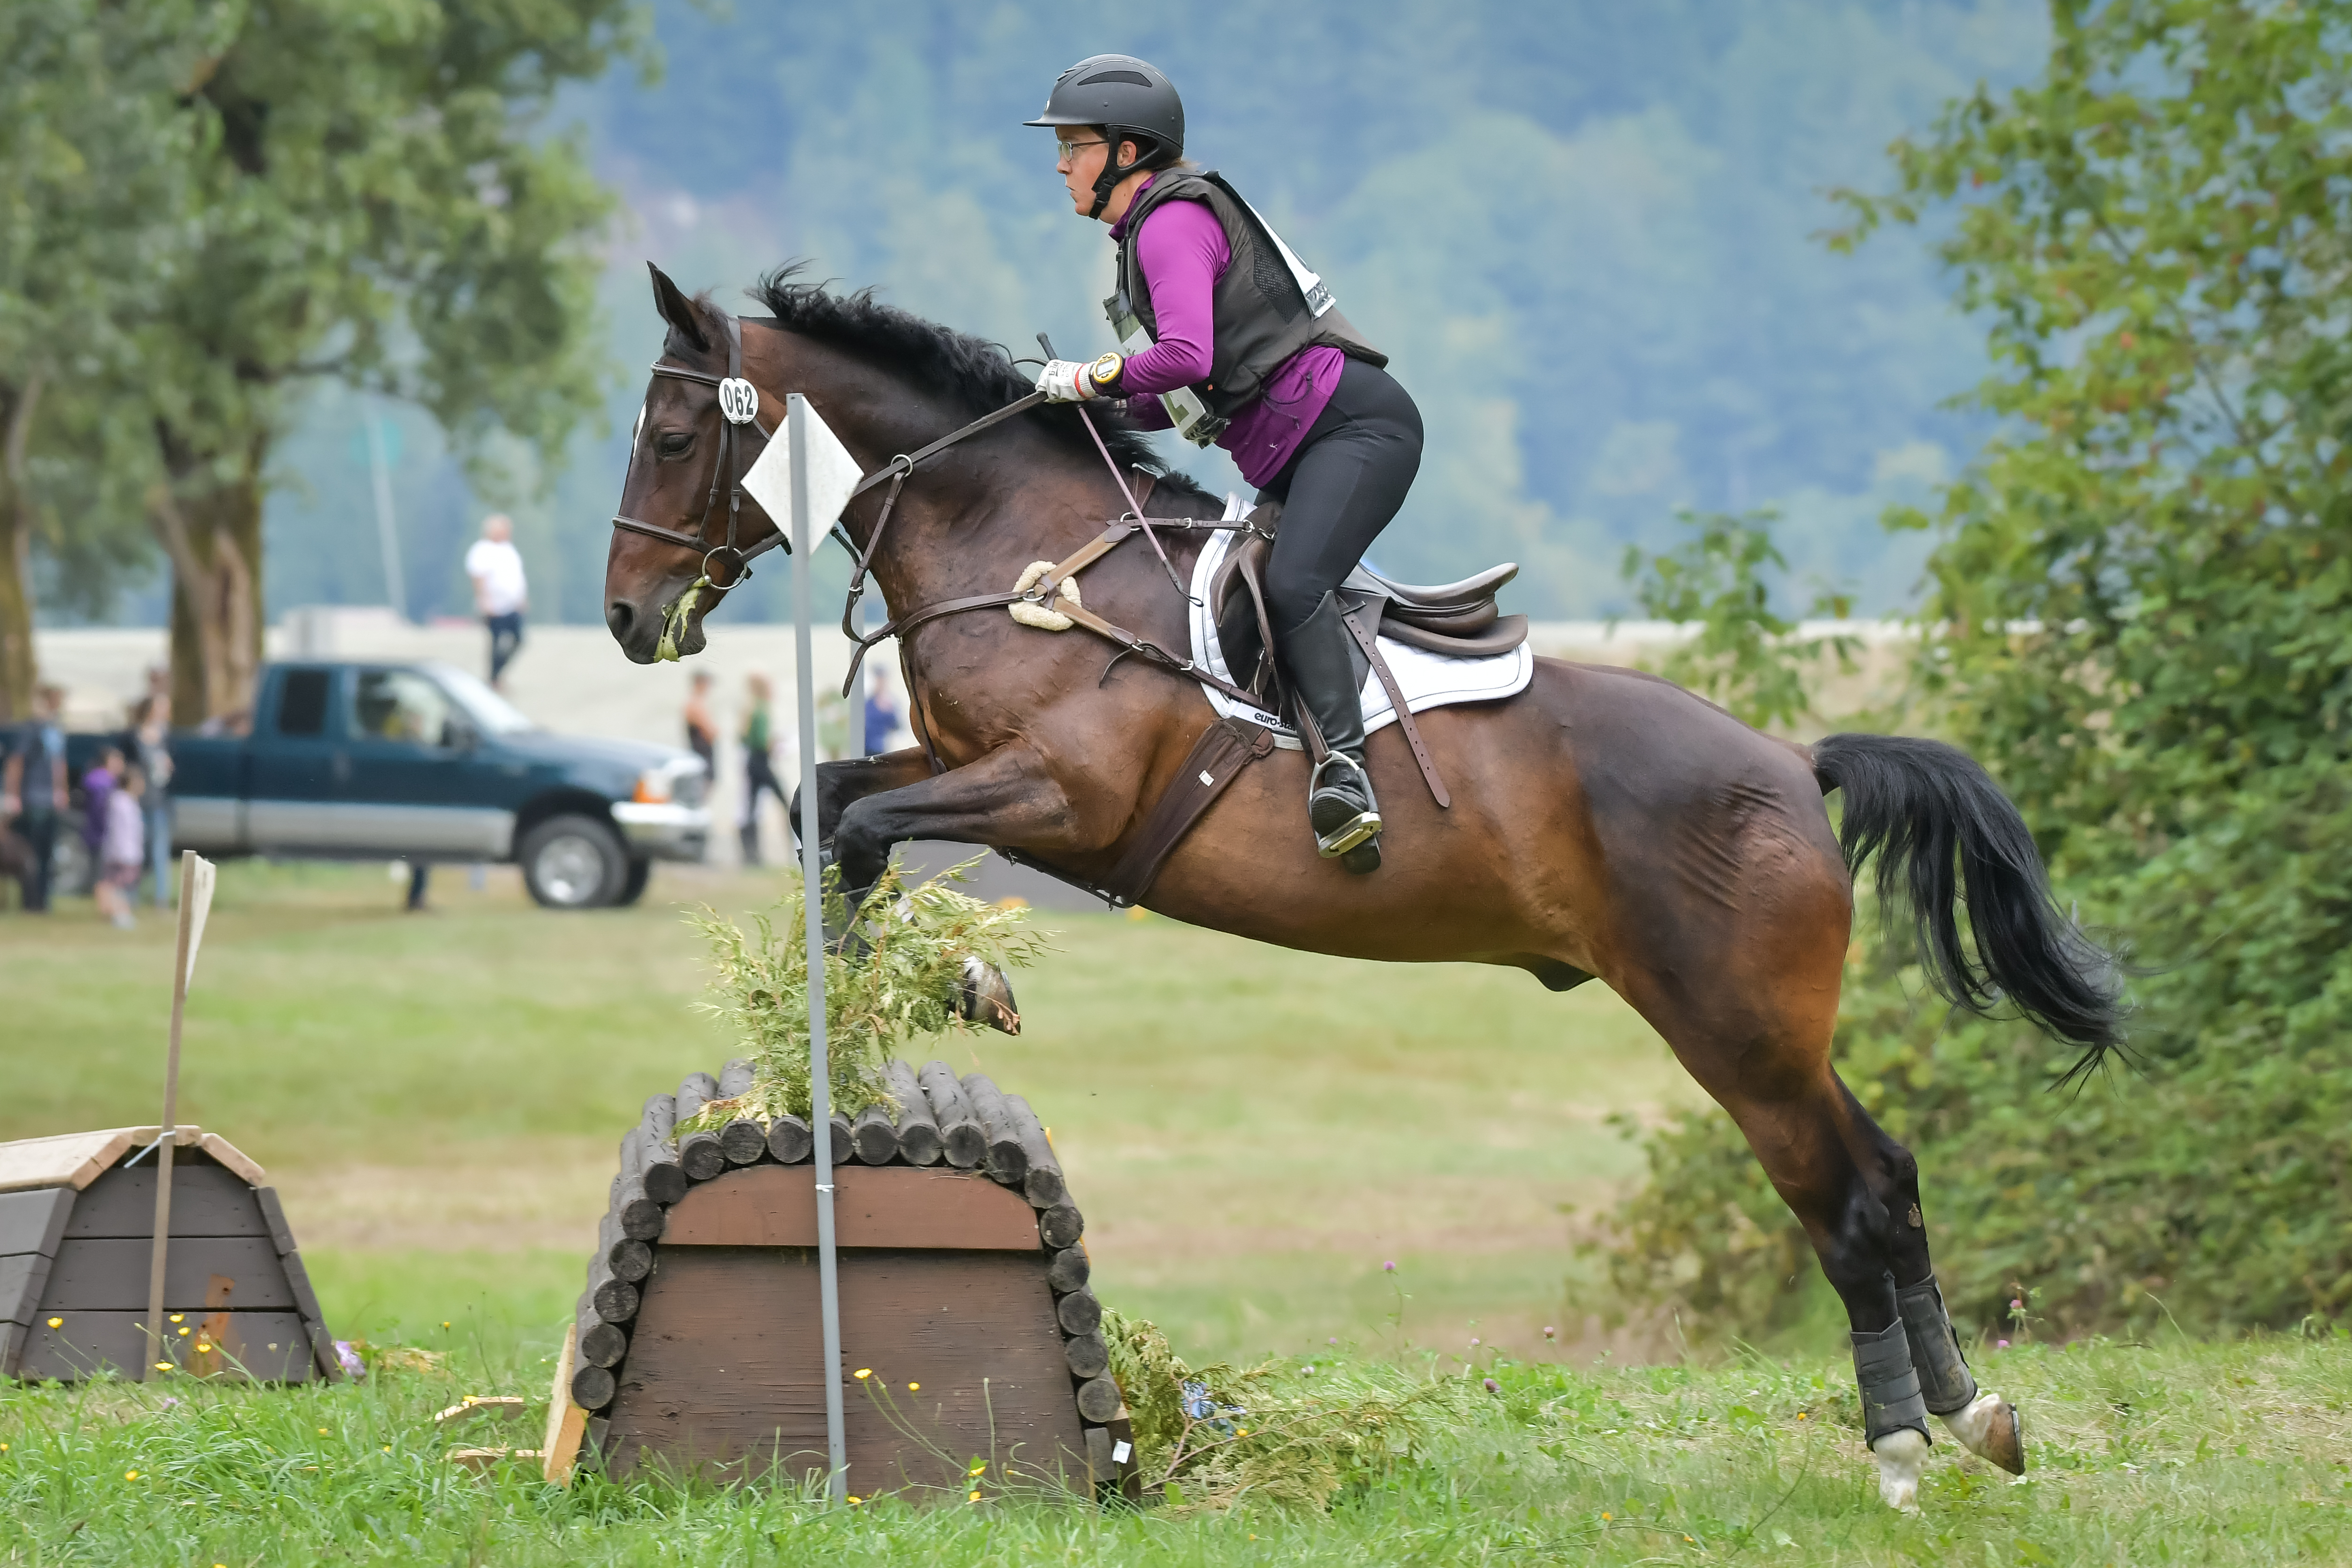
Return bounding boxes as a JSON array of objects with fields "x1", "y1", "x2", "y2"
[
  {"x1": 1870, "y1": 1427, "x2": 1929, "y2": 1512},
  {"x1": 956, "y1": 956, "x2": 1020, "y2": 1035},
  {"x1": 1941, "y1": 1391, "x2": 2025, "y2": 1475}
]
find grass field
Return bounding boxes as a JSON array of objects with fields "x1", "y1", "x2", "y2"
[
  {"x1": 5, "y1": 1329, "x2": 2351, "y2": 1563},
  {"x1": 0, "y1": 858, "x2": 1698, "y2": 1362},
  {"x1": 7, "y1": 861, "x2": 2343, "y2": 1563}
]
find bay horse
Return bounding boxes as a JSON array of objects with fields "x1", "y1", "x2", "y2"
[{"x1": 604, "y1": 264, "x2": 2123, "y2": 1510}]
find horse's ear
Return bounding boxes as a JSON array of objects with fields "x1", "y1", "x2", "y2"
[{"x1": 647, "y1": 262, "x2": 710, "y2": 353}]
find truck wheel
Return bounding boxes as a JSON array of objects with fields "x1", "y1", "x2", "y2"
[
  {"x1": 519, "y1": 815, "x2": 628, "y2": 909},
  {"x1": 616, "y1": 858, "x2": 653, "y2": 907}
]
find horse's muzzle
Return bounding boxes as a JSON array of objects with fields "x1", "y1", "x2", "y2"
[{"x1": 607, "y1": 597, "x2": 662, "y2": 665}]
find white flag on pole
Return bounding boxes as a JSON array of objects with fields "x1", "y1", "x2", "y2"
[
  {"x1": 740, "y1": 400, "x2": 863, "y2": 540},
  {"x1": 180, "y1": 852, "x2": 218, "y2": 990}
]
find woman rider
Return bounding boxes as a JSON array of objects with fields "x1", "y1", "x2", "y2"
[{"x1": 1026, "y1": 55, "x2": 1424, "y2": 874}]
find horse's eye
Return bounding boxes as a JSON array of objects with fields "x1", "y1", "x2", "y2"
[{"x1": 656, "y1": 431, "x2": 694, "y2": 457}]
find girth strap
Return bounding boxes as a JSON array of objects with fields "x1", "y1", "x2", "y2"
[{"x1": 1100, "y1": 716, "x2": 1278, "y2": 905}]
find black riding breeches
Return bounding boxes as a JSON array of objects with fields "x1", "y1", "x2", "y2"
[{"x1": 1255, "y1": 358, "x2": 1424, "y2": 637}]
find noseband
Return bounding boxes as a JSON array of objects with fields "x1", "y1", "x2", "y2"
[{"x1": 610, "y1": 313, "x2": 777, "y2": 590}]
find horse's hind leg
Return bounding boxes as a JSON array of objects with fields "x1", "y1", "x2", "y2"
[{"x1": 1612, "y1": 862, "x2": 2022, "y2": 1509}]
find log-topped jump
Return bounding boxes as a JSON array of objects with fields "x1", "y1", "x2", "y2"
[{"x1": 563, "y1": 1058, "x2": 1132, "y2": 1499}]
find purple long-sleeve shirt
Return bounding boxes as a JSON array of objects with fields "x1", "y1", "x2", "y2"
[{"x1": 1108, "y1": 176, "x2": 1345, "y2": 488}]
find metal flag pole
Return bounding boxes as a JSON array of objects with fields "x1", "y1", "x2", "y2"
[
  {"x1": 787, "y1": 392, "x2": 850, "y2": 1500},
  {"x1": 143, "y1": 849, "x2": 217, "y2": 1381}
]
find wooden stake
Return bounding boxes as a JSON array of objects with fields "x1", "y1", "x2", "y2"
[{"x1": 143, "y1": 850, "x2": 215, "y2": 1382}]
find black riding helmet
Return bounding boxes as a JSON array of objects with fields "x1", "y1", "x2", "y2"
[{"x1": 1025, "y1": 54, "x2": 1184, "y2": 219}]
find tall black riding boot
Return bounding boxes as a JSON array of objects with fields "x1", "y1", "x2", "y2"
[{"x1": 1280, "y1": 592, "x2": 1384, "y2": 872}]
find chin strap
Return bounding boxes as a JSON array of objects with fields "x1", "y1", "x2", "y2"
[{"x1": 1089, "y1": 131, "x2": 1160, "y2": 219}]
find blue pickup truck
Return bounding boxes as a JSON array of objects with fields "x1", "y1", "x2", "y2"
[{"x1": 162, "y1": 660, "x2": 710, "y2": 908}]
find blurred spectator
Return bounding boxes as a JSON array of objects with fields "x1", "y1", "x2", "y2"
[
  {"x1": 129, "y1": 689, "x2": 174, "y2": 906},
  {"x1": 79, "y1": 746, "x2": 123, "y2": 876},
  {"x1": 465, "y1": 513, "x2": 528, "y2": 688},
  {"x1": 96, "y1": 765, "x2": 145, "y2": 930},
  {"x1": 404, "y1": 860, "x2": 431, "y2": 913},
  {"x1": 684, "y1": 669, "x2": 717, "y2": 773},
  {"x1": 3, "y1": 685, "x2": 68, "y2": 913},
  {"x1": 863, "y1": 677, "x2": 900, "y2": 755},
  {"x1": 739, "y1": 671, "x2": 787, "y2": 867}
]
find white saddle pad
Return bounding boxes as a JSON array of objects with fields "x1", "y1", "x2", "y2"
[{"x1": 1186, "y1": 507, "x2": 1534, "y2": 742}]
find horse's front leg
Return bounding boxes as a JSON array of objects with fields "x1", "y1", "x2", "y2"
[
  {"x1": 832, "y1": 740, "x2": 1081, "y2": 914},
  {"x1": 789, "y1": 746, "x2": 935, "y2": 847}
]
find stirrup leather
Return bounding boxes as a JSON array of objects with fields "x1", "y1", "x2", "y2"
[{"x1": 1308, "y1": 753, "x2": 1382, "y2": 858}]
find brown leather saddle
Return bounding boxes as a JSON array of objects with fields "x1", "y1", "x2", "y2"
[{"x1": 1208, "y1": 501, "x2": 1530, "y2": 708}]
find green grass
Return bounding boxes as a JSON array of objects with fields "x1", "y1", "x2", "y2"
[
  {"x1": 8, "y1": 862, "x2": 2349, "y2": 1561},
  {"x1": 5, "y1": 1334, "x2": 2352, "y2": 1563},
  {"x1": 0, "y1": 858, "x2": 1693, "y2": 1362}
]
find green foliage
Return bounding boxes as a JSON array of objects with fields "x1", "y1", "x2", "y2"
[
  {"x1": 1603, "y1": 0, "x2": 2352, "y2": 1346},
  {"x1": 1618, "y1": 507, "x2": 1860, "y2": 731},
  {"x1": 683, "y1": 860, "x2": 1048, "y2": 1127},
  {"x1": 1103, "y1": 1310, "x2": 1463, "y2": 1514}
]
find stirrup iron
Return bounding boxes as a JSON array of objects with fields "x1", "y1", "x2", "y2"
[{"x1": 1308, "y1": 753, "x2": 1382, "y2": 858}]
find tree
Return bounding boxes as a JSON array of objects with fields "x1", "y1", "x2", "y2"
[
  {"x1": 0, "y1": 3, "x2": 216, "y2": 719},
  {"x1": 1603, "y1": 0, "x2": 2352, "y2": 1340},
  {"x1": 139, "y1": 0, "x2": 643, "y2": 719}
]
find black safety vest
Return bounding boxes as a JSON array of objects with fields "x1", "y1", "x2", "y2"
[{"x1": 1113, "y1": 171, "x2": 1386, "y2": 426}]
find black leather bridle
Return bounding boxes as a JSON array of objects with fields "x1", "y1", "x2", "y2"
[{"x1": 609, "y1": 313, "x2": 778, "y2": 591}]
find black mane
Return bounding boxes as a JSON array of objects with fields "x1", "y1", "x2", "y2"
[{"x1": 751, "y1": 265, "x2": 1211, "y2": 502}]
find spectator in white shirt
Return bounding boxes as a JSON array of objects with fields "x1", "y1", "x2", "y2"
[{"x1": 464, "y1": 514, "x2": 529, "y2": 689}]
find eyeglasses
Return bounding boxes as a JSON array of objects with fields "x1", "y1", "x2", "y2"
[{"x1": 1054, "y1": 139, "x2": 1109, "y2": 168}]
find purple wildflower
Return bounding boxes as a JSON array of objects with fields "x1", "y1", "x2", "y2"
[
  {"x1": 1382, "y1": 1260, "x2": 1396, "y2": 1273},
  {"x1": 1483, "y1": 1378, "x2": 1500, "y2": 1393},
  {"x1": 334, "y1": 1340, "x2": 365, "y2": 1377}
]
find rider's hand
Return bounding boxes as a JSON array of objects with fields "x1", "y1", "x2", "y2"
[{"x1": 1035, "y1": 359, "x2": 1094, "y2": 403}]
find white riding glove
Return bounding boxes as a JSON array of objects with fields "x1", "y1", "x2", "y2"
[{"x1": 1035, "y1": 359, "x2": 1093, "y2": 403}]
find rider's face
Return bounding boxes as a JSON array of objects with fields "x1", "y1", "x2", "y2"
[{"x1": 1057, "y1": 129, "x2": 1138, "y2": 220}]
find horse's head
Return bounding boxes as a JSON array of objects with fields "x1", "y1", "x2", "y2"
[{"x1": 604, "y1": 263, "x2": 781, "y2": 664}]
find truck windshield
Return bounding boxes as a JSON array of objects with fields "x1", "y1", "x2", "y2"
[{"x1": 430, "y1": 665, "x2": 538, "y2": 735}]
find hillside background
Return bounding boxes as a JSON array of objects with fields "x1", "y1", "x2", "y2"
[{"x1": 78, "y1": 0, "x2": 2047, "y2": 629}]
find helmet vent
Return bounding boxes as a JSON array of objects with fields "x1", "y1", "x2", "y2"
[{"x1": 1079, "y1": 69, "x2": 1153, "y2": 86}]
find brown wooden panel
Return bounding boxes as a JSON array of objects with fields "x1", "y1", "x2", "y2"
[
  {"x1": 14, "y1": 1310, "x2": 315, "y2": 1383},
  {"x1": 0, "y1": 1189, "x2": 75, "y2": 1259},
  {"x1": 603, "y1": 1247, "x2": 1084, "y2": 1493},
  {"x1": 61, "y1": 1158, "x2": 267, "y2": 1239},
  {"x1": 36, "y1": 1237, "x2": 294, "y2": 1311},
  {"x1": 662, "y1": 1165, "x2": 1042, "y2": 1250}
]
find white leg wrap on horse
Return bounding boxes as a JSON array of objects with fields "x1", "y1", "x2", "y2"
[
  {"x1": 1871, "y1": 1427, "x2": 1930, "y2": 1513},
  {"x1": 1940, "y1": 1390, "x2": 2026, "y2": 1474}
]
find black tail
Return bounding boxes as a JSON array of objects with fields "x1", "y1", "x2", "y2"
[{"x1": 1811, "y1": 732, "x2": 2127, "y2": 1076}]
